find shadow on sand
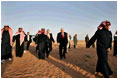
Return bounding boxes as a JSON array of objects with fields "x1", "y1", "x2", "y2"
[{"x1": 29, "y1": 45, "x2": 102, "y2": 78}]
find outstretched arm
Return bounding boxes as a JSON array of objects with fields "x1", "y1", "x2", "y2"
[{"x1": 87, "y1": 30, "x2": 98, "y2": 48}]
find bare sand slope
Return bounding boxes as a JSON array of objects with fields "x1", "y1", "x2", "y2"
[{"x1": 1, "y1": 41, "x2": 117, "y2": 78}]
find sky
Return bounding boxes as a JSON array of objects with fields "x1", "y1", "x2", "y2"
[{"x1": 1, "y1": 1, "x2": 117, "y2": 40}]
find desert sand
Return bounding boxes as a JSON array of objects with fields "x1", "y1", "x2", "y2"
[{"x1": 1, "y1": 40, "x2": 117, "y2": 78}]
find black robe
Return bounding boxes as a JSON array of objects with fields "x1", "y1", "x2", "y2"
[
  {"x1": 13, "y1": 34, "x2": 24, "y2": 57},
  {"x1": 33, "y1": 34, "x2": 39, "y2": 52},
  {"x1": 113, "y1": 36, "x2": 117, "y2": 56},
  {"x1": 1, "y1": 30, "x2": 12, "y2": 60},
  {"x1": 87, "y1": 28, "x2": 113, "y2": 78},
  {"x1": 36, "y1": 33, "x2": 49, "y2": 59}
]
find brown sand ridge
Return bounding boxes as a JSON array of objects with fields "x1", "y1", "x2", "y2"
[{"x1": 1, "y1": 40, "x2": 117, "y2": 78}]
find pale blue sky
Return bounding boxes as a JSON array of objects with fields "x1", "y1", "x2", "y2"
[{"x1": 1, "y1": 1, "x2": 117, "y2": 40}]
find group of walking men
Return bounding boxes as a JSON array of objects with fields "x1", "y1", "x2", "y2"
[
  {"x1": 1, "y1": 20, "x2": 117, "y2": 78},
  {"x1": 33, "y1": 28, "x2": 70, "y2": 59},
  {"x1": 1, "y1": 27, "x2": 32, "y2": 61}
]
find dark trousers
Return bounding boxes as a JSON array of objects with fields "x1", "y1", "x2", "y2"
[
  {"x1": 69, "y1": 42, "x2": 71, "y2": 49},
  {"x1": 27, "y1": 42, "x2": 31, "y2": 50},
  {"x1": 74, "y1": 45, "x2": 76, "y2": 48},
  {"x1": 46, "y1": 43, "x2": 52, "y2": 57},
  {"x1": 59, "y1": 44, "x2": 67, "y2": 59}
]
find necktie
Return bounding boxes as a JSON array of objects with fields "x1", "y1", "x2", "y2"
[{"x1": 62, "y1": 33, "x2": 64, "y2": 38}]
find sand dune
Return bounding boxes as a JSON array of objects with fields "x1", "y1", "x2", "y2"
[{"x1": 1, "y1": 41, "x2": 117, "y2": 78}]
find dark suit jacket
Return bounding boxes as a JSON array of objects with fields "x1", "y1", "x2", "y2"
[
  {"x1": 25, "y1": 35, "x2": 32, "y2": 43},
  {"x1": 57, "y1": 32, "x2": 68, "y2": 45},
  {"x1": 48, "y1": 33, "x2": 55, "y2": 44}
]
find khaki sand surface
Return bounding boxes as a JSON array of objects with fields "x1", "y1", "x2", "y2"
[{"x1": 1, "y1": 40, "x2": 117, "y2": 78}]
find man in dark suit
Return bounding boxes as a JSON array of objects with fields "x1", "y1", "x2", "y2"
[
  {"x1": 57, "y1": 28, "x2": 68, "y2": 59},
  {"x1": 46, "y1": 29, "x2": 55, "y2": 58},
  {"x1": 25, "y1": 32, "x2": 32, "y2": 50}
]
